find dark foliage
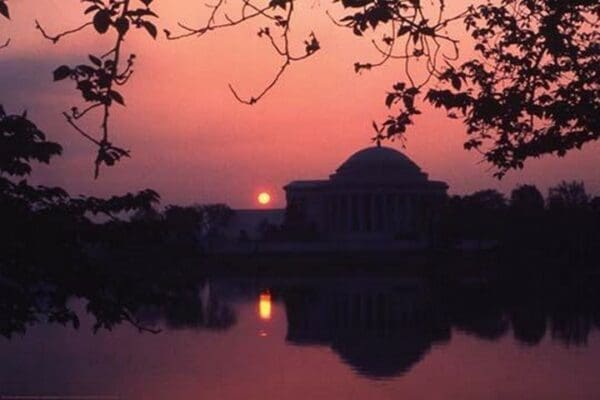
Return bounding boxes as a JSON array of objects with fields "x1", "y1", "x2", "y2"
[
  {"x1": 547, "y1": 181, "x2": 590, "y2": 210},
  {"x1": 426, "y1": 0, "x2": 599, "y2": 176},
  {"x1": 510, "y1": 184, "x2": 545, "y2": 213},
  {"x1": 440, "y1": 182, "x2": 600, "y2": 264},
  {"x1": 440, "y1": 189, "x2": 507, "y2": 243},
  {"x1": 331, "y1": 0, "x2": 598, "y2": 176},
  {"x1": 0, "y1": 108, "x2": 216, "y2": 338},
  {"x1": 0, "y1": 1, "x2": 8, "y2": 20}
]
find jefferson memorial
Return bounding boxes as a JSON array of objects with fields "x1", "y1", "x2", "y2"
[{"x1": 283, "y1": 145, "x2": 448, "y2": 242}]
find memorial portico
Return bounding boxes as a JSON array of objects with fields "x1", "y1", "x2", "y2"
[{"x1": 284, "y1": 145, "x2": 448, "y2": 241}]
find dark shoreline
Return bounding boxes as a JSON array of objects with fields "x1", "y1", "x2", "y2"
[{"x1": 199, "y1": 248, "x2": 598, "y2": 279}]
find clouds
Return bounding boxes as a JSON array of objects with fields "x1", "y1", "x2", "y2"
[{"x1": 0, "y1": 54, "x2": 80, "y2": 112}]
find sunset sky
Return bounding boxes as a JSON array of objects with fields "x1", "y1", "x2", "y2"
[{"x1": 1, "y1": 0, "x2": 598, "y2": 208}]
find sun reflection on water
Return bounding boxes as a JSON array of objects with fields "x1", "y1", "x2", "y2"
[{"x1": 259, "y1": 291, "x2": 272, "y2": 321}]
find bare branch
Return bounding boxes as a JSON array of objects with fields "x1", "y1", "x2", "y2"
[
  {"x1": 63, "y1": 112, "x2": 101, "y2": 146},
  {"x1": 35, "y1": 20, "x2": 93, "y2": 44},
  {"x1": 121, "y1": 310, "x2": 162, "y2": 334},
  {"x1": 168, "y1": 0, "x2": 319, "y2": 105},
  {"x1": 228, "y1": 59, "x2": 289, "y2": 104},
  {"x1": 165, "y1": 0, "x2": 273, "y2": 40}
]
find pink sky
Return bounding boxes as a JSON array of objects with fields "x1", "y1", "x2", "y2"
[{"x1": 1, "y1": 1, "x2": 598, "y2": 208}]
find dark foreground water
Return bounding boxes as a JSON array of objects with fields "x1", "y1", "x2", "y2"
[{"x1": 2, "y1": 276, "x2": 600, "y2": 399}]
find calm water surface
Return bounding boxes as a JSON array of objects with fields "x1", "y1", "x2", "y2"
[{"x1": 2, "y1": 276, "x2": 600, "y2": 399}]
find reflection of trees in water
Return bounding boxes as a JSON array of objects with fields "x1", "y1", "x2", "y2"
[
  {"x1": 277, "y1": 276, "x2": 600, "y2": 379},
  {"x1": 500, "y1": 276, "x2": 600, "y2": 347},
  {"x1": 447, "y1": 283, "x2": 519, "y2": 341},
  {"x1": 136, "y1": 282, "x2": 236, "y2": 331},
  {"x1": 444, "y1": 277, "x2": 600, "y2": 347},
  {"x1": 546, "y1": 279, "x2": 600, "y2": 346},
  {"x1": 510, "y1": 307, "x2": 547, "y2": 346}
]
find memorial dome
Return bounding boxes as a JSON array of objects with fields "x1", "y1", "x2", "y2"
[{"x1": 331, "y1": 146, "x2": 426, "y2": 183}]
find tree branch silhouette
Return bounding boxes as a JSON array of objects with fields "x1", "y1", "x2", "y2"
[
  {"x1": 0, "y1": 0, "x2": 8, "y2": 20},
  {"x1": 167, "y1": 0, "x2": 320, "y2": 105},
  {"x1": 6, "y1": 0, "x2": 600, "y2": 178},
  {"x1": 36, "y1": 0, "x2": 159, "y2": 178},
  {"x1": 35, "y1": 20, "x2": 93, "y2": 44},
  {"x1": 0, "y1": 0, "x2": 8, "y2": 47},
  {"x1": 341, "y1": 0, "x2": 464, "y2": 85},
  {"x1": 425, "y1": 0, "x2": 600, "y2": 177},
  {"x1": 1, "y1": 0, "x2": 224, "y2": 338}
]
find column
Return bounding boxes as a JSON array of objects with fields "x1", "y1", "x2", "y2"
[
  {"x1": 393, "y1": 193, "x2": 400, "y2": 233},
  {"x1": 351, "y1": 193, "x2": 358, "y2": 232},
  {"x1": 405, "y1": 195, "x2": 411, "y2": 234},
  {"x1": 337, "y1": 194, "x2": 342, "y2": 233},
  {"x1": 364, "y1": 193, "x2": 372, "y2": 232},
  {"x1": 371, "y1": 194, "x2": 377, "y2": 233},
  {"x1": 331, "y1": 195, "x2": 337, "y2": 233},
  {"x1": 374, "y1": 194, "x2": 381, "y2": 232},
  {"x1": 342, "y1": 194, "x2": 349, "y2": 233},
  {"x1": 357, "y1": 193, "x2": 364, "y2": 232},
  {"x1": 383, "y1": 194, "x2": 390, "y2": 233}
]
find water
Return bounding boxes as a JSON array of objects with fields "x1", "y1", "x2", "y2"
[{"x1": 2, "y1": 276, "x2": 600, "y2": 399}]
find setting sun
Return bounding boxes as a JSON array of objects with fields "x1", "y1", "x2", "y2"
[{"x1": 257, "y1": 192, "x2": 271, "y2": 205}]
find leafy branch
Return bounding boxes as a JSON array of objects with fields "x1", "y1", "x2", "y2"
[
  {"x1": 37, "y1": 0, "x2": 159, "y2": 178},
  {"x1": 0, "y1": 0, "x2": 9, "y2": 48},
  {"x1": 332, "y1": 0, "x2": 464, "y2": 83},
  {"x1": 425, "y1": 0, "x2": 600, "y2": 177},
  {"x1": 325, "y1": 0, "x2": 467, "y2": 146},
  {"x1": 0, "y1": 0, "x2": 8, "y2": 20},
  {"x1": 6, "y1": 0, "x2": 598, "y2": 179},
  {"x1": 333, "y1": 0, "x2": 599, "y2": 178}
]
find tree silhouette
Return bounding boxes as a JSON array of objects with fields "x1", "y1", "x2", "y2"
[
  {"x1": 36, "y1": 0, "x2": 159, "y2": 178},
  {"x1": 0, "y1": 1, "x2": 7, "y2": 19},
  {"x1": 591, "y1": 196, "x2": 600, "y2": 213},
  {"x1": 0, "y1": 0, "x2": 9, "y2": 48},
  {"x1": 4, "y1": 0, "x2": 598, "y2": 176},
  {"x1": 0, "y1": 105, "x2": 174, "y2": 337},
  {"x1": 426, "y1": 0, "x2": 599, "y2": 176},
  {"x1": 547, "y1": 181, "x2": 590, "y2": 210},
  {"x1": 507, "y1": 184, "x2": 545, "y2": 251},
  {"x1": 544, "y1": 181, "x2": 596, "y2": 263},
  {"x1": 510, "y1": 185, "x2": 545, "y2": 213},
  {"x1": 0, "y1": 110, "x2": 224, "y2": 337},
  {"x1": 462, "y1": 189, "x2": 507, "y2": 240}
]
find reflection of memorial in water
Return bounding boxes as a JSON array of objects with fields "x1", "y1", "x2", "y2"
[
  {"x1": 281, "y1": 279, "x2": 450, "y2": 379},
  {"x1": 136, "y1": 275, "x2": 600, "y2": 380}
]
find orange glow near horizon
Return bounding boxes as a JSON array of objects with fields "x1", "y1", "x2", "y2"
[
  {"x1": 259, "y1": 291, "x2": 272, "y2": 321},
  {"x1": 257, "y1": 192, "x2": 271, "y2": 205}
]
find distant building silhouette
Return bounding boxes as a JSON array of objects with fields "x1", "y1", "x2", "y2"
[
  {"x1": 218, "y1": 146, "x2": 448, "y2": 251},
  {"x1": 284, "y1": 146, "x2": 448, "y2": 242}
]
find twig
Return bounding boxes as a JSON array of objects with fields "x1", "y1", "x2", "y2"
[{"x1": 35, "y1": 20, "x2": 93, "y2": 44}]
